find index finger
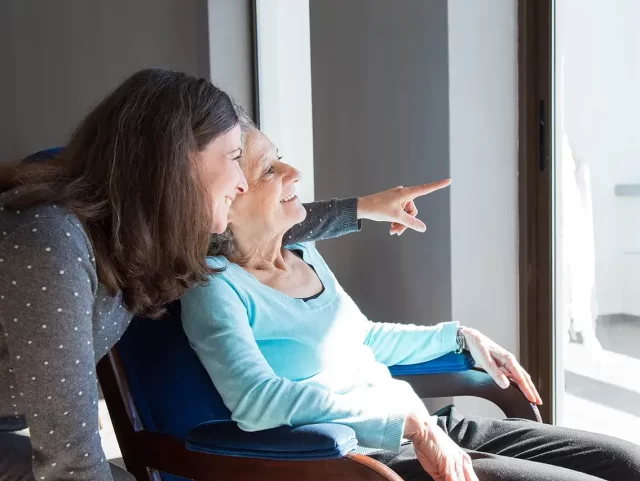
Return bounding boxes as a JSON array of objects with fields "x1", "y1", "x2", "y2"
[
  {"x1": 404, "y1": 178, "x2": 452, "y2": 200},
  {"x1": 503, "y1": 358, "x2": 541, "y2": 405},
  {"x1": 508, "y1": 365, "x2": 541, "y2": 405}
]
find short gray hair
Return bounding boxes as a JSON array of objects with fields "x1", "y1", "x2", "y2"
[
  {"x1": 233, "y1": 100, "x2": 257, "y2": 151},
  {"x1": 208, "y1": 227, "x2": 235, "y2": 258},
  {"x1": 207, "y1": 100, "x2": 256, "y2": 258}
]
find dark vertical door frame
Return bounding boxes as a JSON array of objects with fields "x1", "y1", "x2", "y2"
[
  {"x1": 518, "y1": 0, "x2": 554, "y2": 423},
  {"x1": 249, "y1": 0, "x2": 261, "y2": 127}
]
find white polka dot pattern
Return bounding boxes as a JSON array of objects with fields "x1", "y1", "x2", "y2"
[{"x1": 0, "y1": 207, "x2": 132, "y2": 480}]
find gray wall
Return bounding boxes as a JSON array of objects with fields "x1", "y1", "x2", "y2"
[
  {"x1": 311, "y1": 0, "x2": 519, "y2": 417},
  {"x1": 310, "y1": 0, "x2": 452, "y2": 325},
  {"x1": 0, "y1": 0, "x2": 211, "y2": 163}
]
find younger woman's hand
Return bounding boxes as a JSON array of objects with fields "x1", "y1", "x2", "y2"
[
  {"x1": 357, "y1": 179, "x2": 451, "y2": 234},
  {"x1": 390, "y1": 200, "x2": 418, "y2": 236}
]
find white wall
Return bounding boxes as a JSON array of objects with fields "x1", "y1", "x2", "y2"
[
  {"x1": 448, "y1": 0, "x2": 519, "y2": 418},
  {"x1": 256, "y1": 0, "x2": 315, "y2": 202}
]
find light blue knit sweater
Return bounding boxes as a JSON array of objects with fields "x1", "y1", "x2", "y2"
[{"x1": 181, "y1": 243, "x2": 459, "y2": 452}]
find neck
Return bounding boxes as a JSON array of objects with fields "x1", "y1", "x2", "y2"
[{"x1": 230, "y1": 230, "x2": 289, "y2": 271}]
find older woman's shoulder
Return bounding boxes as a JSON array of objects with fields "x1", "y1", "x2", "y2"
[
  {"x1": 287, "y1": 242, "x2": 324, "y2": 262},
  {"x1": 205, "y1": 255, "x2": 231, "y2": 270},
  {"x1": 202, "y1": 255, "x2": 249, "y2": 288},
  {"x1": 286, "y1": 242, "x2": 316, "y2": 254},
  {"x1": 183, "y1": 256, "x2": 250, "y2": 312}
]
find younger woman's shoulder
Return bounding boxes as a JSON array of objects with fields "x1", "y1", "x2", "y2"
[{"x1": 0, "y1": 198, "x2": 92, "y2": 259}]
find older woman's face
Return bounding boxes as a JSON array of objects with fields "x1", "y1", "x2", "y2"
[{"x1": 229, "y1": 128, "x2": 306, "y2": 235}]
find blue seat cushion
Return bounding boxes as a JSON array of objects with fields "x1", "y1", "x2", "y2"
[
  {"x1": 186, "y1": 421, "x2": 358, "y2": 460},
  {"x1": 388, "y1": 351, "x2": 475, "y2": 376}
]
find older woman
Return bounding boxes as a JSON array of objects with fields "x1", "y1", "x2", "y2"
[{"x1": 181, "y1": 127, "x2": 640, "y2": 481}]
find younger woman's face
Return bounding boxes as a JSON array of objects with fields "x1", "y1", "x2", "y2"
[{"x1": 200, "y1": 124, "x2": 249, "y2": 233}]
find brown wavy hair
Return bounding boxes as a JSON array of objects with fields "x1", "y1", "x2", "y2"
[{"x1": 0, "y1": 68, "x2": 238, "y2": 317}]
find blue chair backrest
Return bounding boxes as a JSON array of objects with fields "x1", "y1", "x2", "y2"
[
  {"x1": 22, "y1": 147, "x2": 64, "y2": 163},
  {"x1": 116, "y1": 301, "x2": 232, "y2": 439}
]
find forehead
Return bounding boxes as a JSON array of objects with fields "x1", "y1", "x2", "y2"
[
  {"x1": 210, "y1": 124, "x2": 242, "y2": 152},
  {"x1": 243, "y1": 129, "x2": 276, "y2": 169},
  {"x1": 200, "y1": 124, "x2": 242, "y2": 162}
]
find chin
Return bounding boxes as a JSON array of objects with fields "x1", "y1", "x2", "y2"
[
  {"x1": 294, "y1": 201, "x2": 307, "y2": 223},
  {"x1": 211, "y1": 225, "x2": 227, "y2": 235},
  {"x1": 211, "y1": 217, "x2": 229, "y2": 234},
  {"x1": 281, "y1": 202, "x2": 307, "y2": 230}
]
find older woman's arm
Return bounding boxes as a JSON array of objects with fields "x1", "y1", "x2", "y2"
[
  {"x1": 284, "y1": 198, "x2": 360, "y2": 245},
  {"x1": 362, "y1": 320, "x2": 460, "y2": 367},
  {"x1": 181, "y1": 274, "x2": 406, "y2": 452}
]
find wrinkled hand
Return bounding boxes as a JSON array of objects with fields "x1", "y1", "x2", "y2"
[
  {"x1": 357, "y1": 179, "x2": 451, "y2": 234},
  {"x1": 461, "y1": 327, "x2": 543, "y2": 405},
  {"x1": 406, "y1": 416, "x2": 478, "y2": 481}
]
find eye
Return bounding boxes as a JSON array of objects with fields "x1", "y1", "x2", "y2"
[
  {"x1": 231, "y1": 148, "x2": 243, "y2": 162},
  {"x1": 266, "y1": 165, "x2": 275, "y2": 175}
]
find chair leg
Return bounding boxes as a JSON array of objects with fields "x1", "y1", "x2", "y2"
[{"x1": 120, "y1": 451, "x2": 153, "y2": 481}]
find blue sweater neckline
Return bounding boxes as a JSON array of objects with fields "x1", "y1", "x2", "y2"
[{"x1": 215, "y1": 244, "x2": 336, "y2": 311}]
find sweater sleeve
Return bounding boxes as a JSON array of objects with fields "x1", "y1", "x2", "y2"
[
  {"x1": 363, "y1": 320, "x2": 460, "y2": 367},
  {"x1": 284, "y1": 198, "x2": 361, "y2": 245},
  {"x1": 0, "y1": 218, "x2": 112, "y2": 481},
  {"x1": 181, "y1": 275, "x2": 406, "y2": 451}
]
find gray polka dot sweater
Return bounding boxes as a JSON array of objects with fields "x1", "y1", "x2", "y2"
[{"x1": 0, "y1": 191, "x2": 358, "y2": 481}]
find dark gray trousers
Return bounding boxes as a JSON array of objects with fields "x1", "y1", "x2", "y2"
[
  {"x1": 0, "y1": 432, "x2": 134, "y2": 481},
  {"x1": 370, "y1": 406, "x2": 640, "y2": 481}
]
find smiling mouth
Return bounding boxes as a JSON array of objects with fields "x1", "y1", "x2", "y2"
[{"x1": 280, "y1": 193, "x2": 297, "y2": 203}]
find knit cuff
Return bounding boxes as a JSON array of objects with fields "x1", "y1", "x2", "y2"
[
  {"x1": 380, "y1": 411, "x2": 407, "y2": 452},
  {"x1": 336, "y1": 197, "x2": 361, "y2": 234}
]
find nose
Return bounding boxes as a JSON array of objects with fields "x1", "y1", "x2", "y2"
[
  {"x1": 283, "y1": 163, "x2": 302, "y2": 185},
  {"x1": 235, "y1": 163, "x2": 248, "y2": 194}
]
